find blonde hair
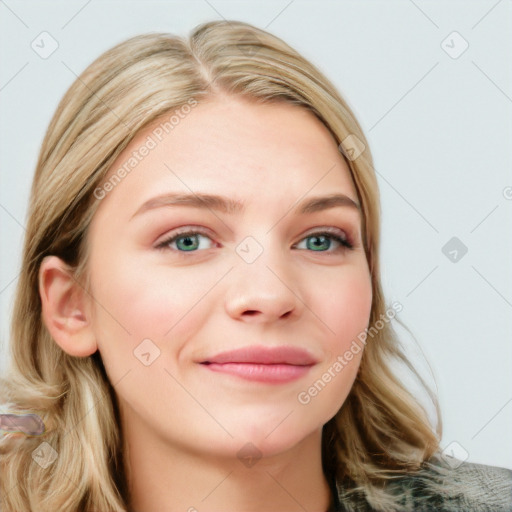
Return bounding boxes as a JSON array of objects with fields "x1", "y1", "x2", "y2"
[{"x1": 0, "y1": 20, "x2": 447, "y2": 511}]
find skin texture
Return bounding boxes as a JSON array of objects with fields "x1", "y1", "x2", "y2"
[{"x1": 39, "y1": 94, "x2": 373, "y2": 512}]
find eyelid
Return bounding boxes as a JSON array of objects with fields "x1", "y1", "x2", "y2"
[
  {"x1": 301, "y1": 225, "x2": 348, "y2": 239},
  {"x1": 155, "y1": 225, "x2": 212, "y2": 240}
]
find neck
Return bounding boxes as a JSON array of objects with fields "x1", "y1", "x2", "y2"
[{"x1": 120, "y1": 403, "x2": 333, "y2": 512}]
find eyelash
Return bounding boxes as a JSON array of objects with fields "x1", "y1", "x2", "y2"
[{"x1": 155, "y1": 227, "x2": 354, "y2": 254}]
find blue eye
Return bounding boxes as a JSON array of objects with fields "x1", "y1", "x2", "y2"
[
  {"x1": 156, "y1": 229, "x2": 354, "y2": 253},
  {"x1": 156, "y1": 230, "x2": 214, "y2": 252},
  {"x1": 295, "y1": 232, "x2": 353, "y2": 252}
]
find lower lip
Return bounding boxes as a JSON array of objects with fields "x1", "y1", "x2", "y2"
[{"x1": 201, "y1": 362, "x2": 312, "y2": 383}]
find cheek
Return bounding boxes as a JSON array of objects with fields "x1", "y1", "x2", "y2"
[
  {"x1": 302, "y1": 265, "x2": 372, "y2": 417},
  {"x1": 87, "y1": 251, "x2": 219, "y2": 372},
  {"x1": 320, "y1": 266, "x2": 373, "y2": 349}
]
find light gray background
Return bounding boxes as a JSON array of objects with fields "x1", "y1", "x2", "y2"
[{"x1": 1, "y1": 0, "x2": 511, "y2": 469}]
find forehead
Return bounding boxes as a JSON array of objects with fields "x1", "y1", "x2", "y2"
[{"x1": 95, "y1": 95, "x2": 357, "y2": 218}]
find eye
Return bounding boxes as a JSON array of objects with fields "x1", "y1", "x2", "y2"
[
  {"x1": 155, "y1": 227, "x2": 354, "y2": 254},
  {"x1": 294, "y1": 229, "x2": 354, "y2": 253},
  {"x1": 155, "y1": 228, "x2": 216, "y2": 252}
]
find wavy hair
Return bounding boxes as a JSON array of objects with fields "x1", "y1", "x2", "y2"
[{"x1": 0, "y1": 20, "x2": 445, "y2": 511}]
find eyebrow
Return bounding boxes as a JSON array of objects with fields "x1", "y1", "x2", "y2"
[{"x1": 130, "y1": 192, "x2": 361, "y2": 220}]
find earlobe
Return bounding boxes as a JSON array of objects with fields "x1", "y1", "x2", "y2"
[{"x1": 38, "y1": 255, "x2": 98, "y2": 357}]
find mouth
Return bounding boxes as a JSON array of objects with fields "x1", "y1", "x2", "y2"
[{"x1": 199, "y1": 345, "x2": 317, "y2": 384}]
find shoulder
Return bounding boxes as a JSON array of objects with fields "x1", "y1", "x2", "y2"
[
  {"x1": 334, "y1": 455, "x2": 512, "y2": 512},
  {"x1": 389, "y1": 455, "x2": 512, "y2": 512}
]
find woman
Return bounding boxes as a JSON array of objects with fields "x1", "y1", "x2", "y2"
[{"x1": 0, "y1": 19, "x2": 510, "y2": 512}]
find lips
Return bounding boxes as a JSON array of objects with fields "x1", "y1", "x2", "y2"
[{"x1": 199, "y1": 345, "x2": 317, "y2": 383}]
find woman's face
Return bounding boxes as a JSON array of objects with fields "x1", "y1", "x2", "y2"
[{"x1": 86, "y1": 94, "x2": 372, "y2": 459}]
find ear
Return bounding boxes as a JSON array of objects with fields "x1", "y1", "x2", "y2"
[{"x1": 38, "y1": 255, "x2": 98, "y2": 357}]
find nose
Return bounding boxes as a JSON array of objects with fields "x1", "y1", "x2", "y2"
[{"x1": 224, "y1": 250, "x2": 304, "y2": 324}]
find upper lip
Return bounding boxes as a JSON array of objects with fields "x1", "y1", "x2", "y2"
[{"x1": 200, "y1": 345, "x2": 318, "y2": 366}]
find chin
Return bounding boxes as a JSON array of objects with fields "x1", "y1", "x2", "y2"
[{"x1": 225, "y1": 415, "x2": 321, "y2": 459}]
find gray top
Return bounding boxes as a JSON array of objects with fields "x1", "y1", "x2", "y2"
[{"x1": 331, "y1": 456, "x2": 512, "y2": 511}]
